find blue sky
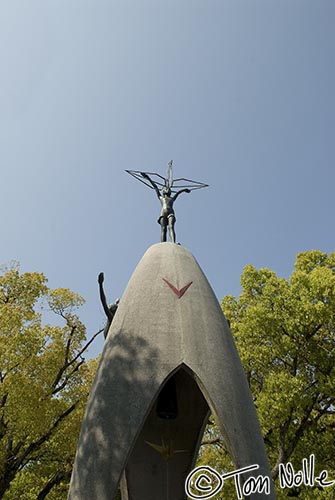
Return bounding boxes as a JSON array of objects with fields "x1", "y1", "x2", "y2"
[{"x1": 1, "y1": 1, "x2": 334, "y2": 358}]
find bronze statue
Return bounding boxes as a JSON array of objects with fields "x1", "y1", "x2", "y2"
[
  {"x1": 141, "y1": 171, "x2": 190, "y2": 243},
  {"x1": 98, "y1": 272, "x2": 119, "y2": 339},
  {"x1": 126, "y1": 161, "x2": 208, "y2": 243}
]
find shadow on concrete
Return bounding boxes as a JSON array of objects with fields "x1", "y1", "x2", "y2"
[{"x1": 69, "y1": 333, "x2": 161, "y2": 499}]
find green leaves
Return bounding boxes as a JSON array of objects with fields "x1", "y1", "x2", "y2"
[
  {"x1": 199, "y1": 251, "x2": 335, "y2": 499},
  {"x1": 47, "y1": 288, "x2": 85, "y2": 316},
  {"x1": 0, "y1": 264, "x2": 98, "y2": 499}
]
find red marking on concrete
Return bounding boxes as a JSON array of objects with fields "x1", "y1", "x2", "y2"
[{"x1": 162, "y1": 278, "x2": 193, "y2": 298}]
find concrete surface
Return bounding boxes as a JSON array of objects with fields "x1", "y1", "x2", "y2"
[{"x1": 68, "y1": 243, "x2": 276, "y2": 499}]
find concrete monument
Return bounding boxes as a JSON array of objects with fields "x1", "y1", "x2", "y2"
[{"x1": 68, "y1": 241, "x2": 276, "y2": 499}]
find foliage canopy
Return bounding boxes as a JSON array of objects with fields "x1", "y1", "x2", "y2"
[
  {"x1": 0, "y1": 264, "x2": 99, "y2": 499},
  {"x1": 198, "y1": 250, "x2": 335, "y2": 499},
  {"x1": 2, "y1": 251, "x2": 334, "y2": 499}
]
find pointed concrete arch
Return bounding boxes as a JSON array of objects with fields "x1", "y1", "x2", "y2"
[
  {"x1": 122, "y1": 364, "x2": 210, "y2": 500},
  {"x1": 68, "y1": 243, "x2": 276, "y2": 499}
]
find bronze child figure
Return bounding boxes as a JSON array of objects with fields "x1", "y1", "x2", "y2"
[
  {"x1": 126, "y1": 160, "x2": 208, "y2": 243},
  {"x1": 141, "y1": 172, "x2": 190, "y2": 243},
  {"x1": 98, "y1": 272, "x2": 119, "y2": 339}
]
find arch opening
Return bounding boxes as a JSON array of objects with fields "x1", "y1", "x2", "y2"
[{"x1": 121, "y1": 365, "x2": 210, "y2": 500}]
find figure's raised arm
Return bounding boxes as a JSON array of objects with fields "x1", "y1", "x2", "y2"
[
  {"x1": 141, "y1": 172, "x2": 161, "y2": 199},
  {"x1": 172, "y1": 188, "x2": 191, "y2": 201},
  {"x1": 98, "y1": 272, "x2": 113, "y2": 321}
]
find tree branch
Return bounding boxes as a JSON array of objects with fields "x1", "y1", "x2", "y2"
[
  {"x1": 272, "y1": 408, "x2": 293, "y2": 479},
  {"x1": 65, "y1": 328, "x2": 103, "y2": 369},
  {"x1": 306, "y1": 324, "x2": 322, "y2": 339},
  {"x1": 50, "y1": 328, "x2": 103, "y2": 395},
  {"x1": 52, "y1": 359, "x2": 85, "y2": 396},
  {"x1": 14, "y1": 403, "x2": 77, "y2": 471},
  {"x1": 36, "y1": 471, "x2": 71, "y2": 500},
  {"x1": 51, "y1": 325, "x2": 77, "y2": 391},
  {"x1": 272, "y1": 394, "x2": 319, "y2": 479},
  {"x1": 200, "y1": 438, "x2": 225, "y2": 446}
]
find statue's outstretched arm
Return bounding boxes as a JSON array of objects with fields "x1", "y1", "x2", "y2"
[
  {"x1": 98, "y1": 272, "x2": 113, "y2": 320},
  {"x1": 172, "y1": 188, "x2": 191, "y2": 201},
  {"x1": 141, "y1": 172, "x2": 161, "y2": 199}
]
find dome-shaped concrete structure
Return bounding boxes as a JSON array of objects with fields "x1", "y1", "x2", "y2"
[{"x1": 68, "y1": 243, "x2": 276, "y2": 499}]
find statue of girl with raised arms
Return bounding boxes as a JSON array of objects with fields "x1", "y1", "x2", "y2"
[{"x1": 126, "y1": 160, "x2": 208, "y2": 243}]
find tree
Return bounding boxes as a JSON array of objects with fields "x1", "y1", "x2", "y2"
[
  {"x1": 198, "y1": 251, "x2": 335, "y2": 499},
  {"x1": 0, "y1": 263, "x2": 100, "y2": 499}
]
